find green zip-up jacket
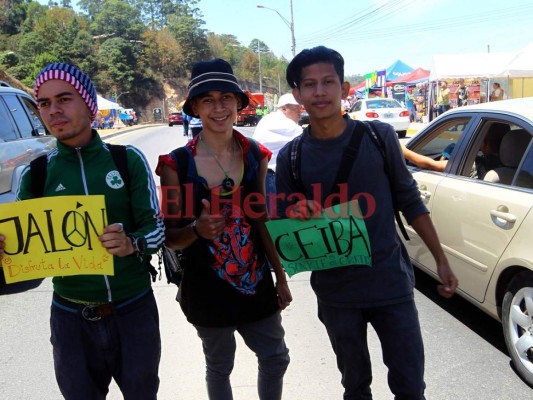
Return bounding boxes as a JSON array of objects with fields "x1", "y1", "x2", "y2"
[{"x1": 16, "y1": 131, "x2": 165, "y2": 303}]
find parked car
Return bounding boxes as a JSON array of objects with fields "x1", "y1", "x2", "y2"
[
  {"x1": 168, "y1": 112, "x2": 183, "y2": 126},
  {"x1": 348, "y1": 98, "x2": 410, "y2": 137},
  {"x1": 399, "y1": 97, "x2": 533, "y2": 385},
  {"x1": 0, "y1": 85, "x2": 55, "y2": 285},
  {"x1": 0, "y1": 85, "x2": 55, "y2": 204}
]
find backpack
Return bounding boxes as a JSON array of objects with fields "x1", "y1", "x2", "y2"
[
  {"x1": 288, "y1": 120, "x2": 409, "y2": 240},
  {"x1": 30, "y1": 144, "x2": 160, "y2": 280},
  {"x1": 161, "y1": 138, "x2": 262, "y2": 286}
]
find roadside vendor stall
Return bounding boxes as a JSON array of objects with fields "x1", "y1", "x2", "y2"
[
  {"x1": 96, "y1": 95, "x2": 123, "y2": 128},
  {"x1": 428, "y1": 51, "x2": 515, "y2": 120},
  {"x1": 498, "y1": 42, "x2": 533, "y2": 98}
]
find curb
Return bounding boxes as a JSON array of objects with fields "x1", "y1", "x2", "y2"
[{"x1": 99, "y1": 124, "x2": 164, "y2": 139}]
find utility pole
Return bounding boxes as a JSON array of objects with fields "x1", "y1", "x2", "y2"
[{"x1": 257, "y1": 39, "x2": 263, "y2": 92}]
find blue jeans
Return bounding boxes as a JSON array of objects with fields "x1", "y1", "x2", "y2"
[
  {"x1": 437, "y1": 105, "x2": 450, "y2": 116},
  {"x1": 50, "y1": 291, "x2": 161, "y2": 400},
  {"x1": 195, "y1": 311, "x2": 290, "y2": 400},
  {"x1": 318, "y1": 299, "x2": 426, "y2": 400}
]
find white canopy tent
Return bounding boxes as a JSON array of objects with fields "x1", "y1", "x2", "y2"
[
  {"x1": 429, "y1": 52, "x2": 515, "y2": 81},
  {"x1": 97, "y1": 94, "x2": 121, "y2": 110},
  {"x1": 499, "y1": 42, "x2": 533, "y2": 77}
]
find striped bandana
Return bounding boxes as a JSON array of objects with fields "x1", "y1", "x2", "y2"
[{"x1": 34, "y1": 63, "x2": 98, "y2": 122}]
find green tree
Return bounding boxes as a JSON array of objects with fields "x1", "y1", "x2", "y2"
[
  {"x1": 142, "y1": 27, "x2": 182, "y2": 76},
  {"x1": 95, "y1": 37, "x2": 137, "y2": 95},
  {"x1": 77, "y1": 0, "x2": 105, "y2": 21},
  {"x1": 91, "y1": 0, "x2": 144, "y2": 40},
  {"x1": 167, "y1": 0, "x2": 210, "y2": 72},
  {"x1": 0, "y1": 0, "x2": 27, "y2": 35}
]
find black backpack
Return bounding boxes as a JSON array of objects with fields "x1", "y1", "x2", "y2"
[
  {"x1": 30, "y1": 144, "x2": 160, "y2": 280},
  {"x1": 288, "y1": 120, "x2": 409, "y2": 240}
]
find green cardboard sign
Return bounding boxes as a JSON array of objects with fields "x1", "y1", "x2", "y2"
[{"x1": 266, "y1": 201, "x2": 372, "y2": 277}]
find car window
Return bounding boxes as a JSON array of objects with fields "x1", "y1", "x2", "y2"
[
  {"x1": 3, "y1": 93, "x2": 34, "y2": 138},
  {"x1": 21, "y1": 95, "x2": 47, "y2": 135},
  {"x1": 413, "y1": 117, "x2": 470, "y2": 160},
  {"x1": 365, "y1": 99, "x2": 401, "y2": 109},
  {"x1": 515, "y1": 143, "x2": 533, "y2": 189},
  {"x1": 459, "y1": 120, "x2": 521, "y2": 180},
  {"x1": 0, "y1": 97, "x2": 18, "y2": 141},
  {"x1": 350, "y1": 101, "x2": 362, "y2": 112}
]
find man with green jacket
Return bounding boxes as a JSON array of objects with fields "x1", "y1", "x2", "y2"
[{"x1": 0, "y1": 63, "x2": 165, "y2": 400}]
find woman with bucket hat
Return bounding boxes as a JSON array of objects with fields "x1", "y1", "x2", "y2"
[{"x1": 156, "y1": 58, "x2": 292, "y2": 400}]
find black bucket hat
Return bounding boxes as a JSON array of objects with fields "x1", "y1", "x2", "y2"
[{"x1": 183, "y1": 58, "x2": 249, "y2": 116}]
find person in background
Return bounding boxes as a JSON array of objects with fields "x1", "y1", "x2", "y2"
[
  {"x1": 455, "y1": 78, "x2": 469, "y2": 107},
  {"x1": 182, "y1": 109, "x2": 190, "y2": 136},
  {"x1": 156, "y1": 58, "x2": 291, "y2": 400},
  {"x1": 276, "y1": 45, "x2": 458, "y2": 400},
  {"x1": 401, "y1": 122, "x2": 508, "y2": 178},
  {"x1": 341, "y1": 96, "x2": 351, "y2": 112},
  {"x1": 253, "y1": 92, "x2": 303, "y2": 210},
  {"x1": 0, "y1": 62, "x2": 165, "y2": 400},
  {"x1": 256, "y1": 105, "x2": 264, "y2": 124},
  {"x1": 490, "y1": 82, "x2": 504, "y2": 101},
  {"x1": 436, "y1": 81, "x2": 450, "y2": 115},
  {"x1": 405, "y1": 87, "x2": 416, "y2": 122},
  {"x1": 189, "y1": 115, "x2": 203, "y2": 138}
]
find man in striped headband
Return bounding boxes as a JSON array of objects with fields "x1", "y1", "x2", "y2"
[{"x1": 10, "y1": 62, "x2": 165, "y2": 398}]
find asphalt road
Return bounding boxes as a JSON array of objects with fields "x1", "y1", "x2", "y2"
[{"x1": 1, "y1": 124, "x2": 532, "y2": 399}]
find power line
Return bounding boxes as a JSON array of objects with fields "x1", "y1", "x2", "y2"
[
  {"x1": 297, "y1": 0, "x2": 416, "y2": 43},
  {"x1": 297, "y1": 3, "x2": 533, "y2": 47}
]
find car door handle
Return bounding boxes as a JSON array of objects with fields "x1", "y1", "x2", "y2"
[
  {"x1": 490, "y1": 206, "x2": 517, "y2": 224},
  {"x1": 418, "y1": 185, "x2": 431, "y2": 200}
]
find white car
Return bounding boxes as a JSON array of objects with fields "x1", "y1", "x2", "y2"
[
  {"x1": 400, "y1": 97, "x2": 533, "y2": 385},
  {"x1": 348, "y1": 98, "x2": 410, "y2": 137}
]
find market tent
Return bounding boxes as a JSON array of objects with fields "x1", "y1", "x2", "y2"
[
  {"x1": 429, "y1": 52, "x2": 515, "y2": 80},
  {"x1": 389, "y1": 67, "x2": 430, "y2": 84},
  {"x1": 499, "y1": 42, "x2": 533, "y2": 77},
  {"x1": 385, "y1": 60, "x2": 413, "y2": 81},
  {"x1": 348, "y1": 81, "x2": 366, "y2": 96},
  {"x1": 97, "y1": 95, "x2": 121, "y2": 110}
]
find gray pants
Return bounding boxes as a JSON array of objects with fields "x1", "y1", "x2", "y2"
[{"x1": 195, "y1": 311, "x2": 290, "y2": 400}]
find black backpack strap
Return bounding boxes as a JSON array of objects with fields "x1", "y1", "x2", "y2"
[
  {"x1": 288, "y1": 134, "x2": 305, "y2": 194},
  {"x1": 329, "y1": 122, "x2": 365, "y2": 198},
  {"x1": 108, "y1": 144, "x2": 162, "y2": 279},
  {"x1": 288, "y1": 123, "x2": 364, "y2": 199},
  {"x1": 169, "y1": 146, "x2": 193, "y2": 221},
  {"x1": 170, "y1": 147, "x2": 190, "y2": 187},
  {"x1": 361, "y1": 121, "x2": 410, "y2": 241},
  {"x1": 108, "y1": 144, "x2": 130, "y2": 189},
  {"x1": 30, "y1": 154, "x2": 48, "y2": 197}
]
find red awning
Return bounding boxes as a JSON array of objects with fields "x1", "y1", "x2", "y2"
[{"x1": 389, "y1": 67, "x2": 430, "y2": 84}]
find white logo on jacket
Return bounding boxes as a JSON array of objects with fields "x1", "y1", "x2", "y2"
[
  {"x1": 55, "y1": 183, "x2": 66, "y2": 192},
  {"x1": 106, "y1": 170, "x2": 125, "y2": 189}
]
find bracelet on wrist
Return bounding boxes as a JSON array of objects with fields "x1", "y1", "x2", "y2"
[{"x1": 191, "y1": 220, "x2": 206, "y2": 240}]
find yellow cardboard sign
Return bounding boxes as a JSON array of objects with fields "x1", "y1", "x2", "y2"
[{"x1": 0, "y1": 195, "x2": 113, "y2": 283}]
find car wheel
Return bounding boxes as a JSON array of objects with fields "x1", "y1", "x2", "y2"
[
  {"x1": 168, "y1": 123, "x2": 173, "y2": 127},
  {"x1": 502, "y1": 271, "x2": 533, "y2": 386},
  {"x1": 397, "y1": 130, "x2": 407, "y2": 138}
]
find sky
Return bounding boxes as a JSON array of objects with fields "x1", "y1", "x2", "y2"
[
  {"x1": 196, "y1": 0, "x2": 533, "y2": 76},
  {"x1": 39, "y1": 0, "x2": 533, "y2": 77}
]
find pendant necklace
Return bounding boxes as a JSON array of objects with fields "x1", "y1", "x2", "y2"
[{"x1": 200, "y1": 134, "x2": 236, "y2": 190}]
